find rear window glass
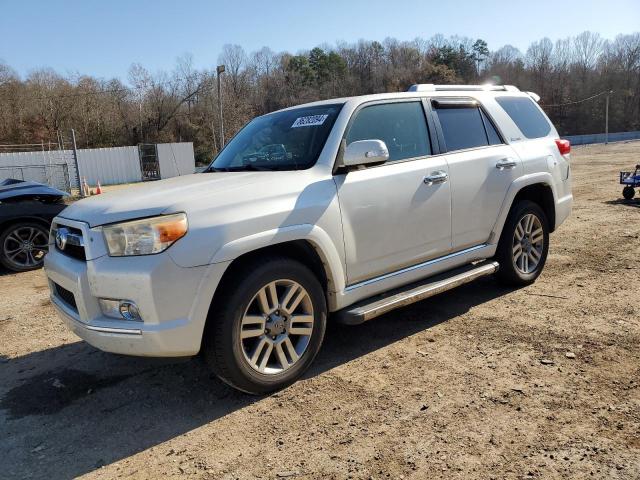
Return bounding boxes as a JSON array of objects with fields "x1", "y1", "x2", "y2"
[
  {"x1": 495, "y1": 96, "x2": 551, "y2": 139},
  {"x1": 435, "y1": 107, "x2": 489, "y2": 151},
  {"x1": 346, "y1": 102, "x2": 431, "y2": 162}
]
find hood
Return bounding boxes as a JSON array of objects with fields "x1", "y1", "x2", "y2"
[
  {"x1": 0, "y1": 178, "x2": 69, "y2": 201},
  {"x1": 59, "y1": 172, "x2": 308, "y2": 227}
]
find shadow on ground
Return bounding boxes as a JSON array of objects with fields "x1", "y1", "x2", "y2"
[
  {"x1": 0, "y1": 277, "x2": 515, "y2": 479},
  {"x1": 604, "y1": 198, "x2": 640, "y2": 208},
  {"x1": 0, "y1": 265, "x2": 17, "y2": 277}
]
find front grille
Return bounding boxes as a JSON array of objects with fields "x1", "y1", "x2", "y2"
[
  {"x1": 58, "y1": 242, "x2": 86, "y2": 261},
  {"x1": 54, "y1": 283, "x2": 78, "y2": 311},
  {"x1": 54, "y1": 225, "x2": 86, "y2": 261}
]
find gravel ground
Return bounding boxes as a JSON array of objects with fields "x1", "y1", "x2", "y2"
[{"x1": 1, "y1": 142, "x2": 639, "y2": 479}]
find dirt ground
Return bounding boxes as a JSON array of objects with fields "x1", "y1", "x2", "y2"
[{"x1": 1, "y1": 142, "x2": 639, "y2": 480}]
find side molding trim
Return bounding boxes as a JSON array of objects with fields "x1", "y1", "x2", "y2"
[{"x1": 345, "y1": 244, "x2": 488, "y2": 292}]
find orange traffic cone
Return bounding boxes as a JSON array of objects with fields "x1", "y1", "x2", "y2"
[{"x1": 96, "y1": 180, "x2": 102, "y2": 194}]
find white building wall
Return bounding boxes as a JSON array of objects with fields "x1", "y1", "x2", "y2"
[
  {"x1": 76, "y1": 146, "x2": 141, "y2": 185},
  {"x1": 157, "y1": 142, "x2": 195, "y2": 178},
  {"x1": 0, "y1": 142, "x2": 195, "y2": 187}
]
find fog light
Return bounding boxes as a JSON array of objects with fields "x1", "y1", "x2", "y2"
[
  {"x1": 119, "y1": 302, "x2": 141, "y2": 321},
  {"x1": 99, "y1": 299, "x2": 141, "y2": 321}
]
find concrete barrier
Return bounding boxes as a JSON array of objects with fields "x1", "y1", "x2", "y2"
[{"x1": 563, "y1": 131, "x2": 640, "y2": 146}]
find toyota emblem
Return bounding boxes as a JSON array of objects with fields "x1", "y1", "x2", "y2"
[{"x1": 55, "y1": 228, "x2": 69, "y2": 250}]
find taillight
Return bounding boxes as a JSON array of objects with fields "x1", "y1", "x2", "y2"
[{"x1": 555, "y1": 139, "x2": 571, "y2": 156}]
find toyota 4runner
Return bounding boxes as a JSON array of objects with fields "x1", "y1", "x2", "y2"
[{"x1": 45, "y1": 84, "x2": 573, "y2": 394}]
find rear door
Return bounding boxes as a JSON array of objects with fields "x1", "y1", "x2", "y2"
[
  {"x1": 431, "y1": 98, "x2": 522, "y2": 250},
  {"x1": 334, "y1": 100, "x2": 452, "y2": 285}
]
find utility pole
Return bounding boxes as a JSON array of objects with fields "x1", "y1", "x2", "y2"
[
  {"x1": 139, "y1": 101, "x2": 143, "y2": 142},
  {"x1": 216, "y1": 65, "x2": 226, "y2": 148},
  {"x1": 605, "y1": 90, "x2": 613, "y2": 145},
  {"x1": 71, "y1": 129, "x2": 83, "y2": 196}
]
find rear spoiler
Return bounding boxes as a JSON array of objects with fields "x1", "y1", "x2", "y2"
[{"x1": 525, "y1": 91, "x2": 541, "y2": 102}]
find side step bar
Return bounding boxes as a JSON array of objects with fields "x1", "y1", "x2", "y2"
[{"x1": 335, "y1": 261, "x2": 499, "y2": 325}]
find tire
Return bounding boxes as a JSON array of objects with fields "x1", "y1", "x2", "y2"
[
  {"x1": 203, "y1": 256, "x2": 327, "y2": 395},
  {"x1": 622, "y1": 186, "x2": 635, "y2": 200},
  {"x1": 0, "y1": 222, "x2": 50, "y2": 272},
  {"x1": 494, "y1": 200, "x2": 549, "y2": 286}
]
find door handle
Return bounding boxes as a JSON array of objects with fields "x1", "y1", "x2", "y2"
[
  {"x1": 495, "y1": 158, "x2": 517, "y2": 170},
  {"x1": 423, "y1": 170, "x2": 448, "y2": 185}
]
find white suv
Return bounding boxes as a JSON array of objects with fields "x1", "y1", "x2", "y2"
[{"x1": 45, "y1": 84, "x2": 573, "y2": 394}]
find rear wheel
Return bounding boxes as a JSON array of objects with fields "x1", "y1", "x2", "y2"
[
  {"x1": 203, "y1": 256, "x2": 327, "y2": 394},
  {"x1": 0, "y1": 222, "x2": 50, "y2": 272},
  {"x1": 622, "y1": 186, "x2": 635, "y2": 200},
  {"x1": 495, "y1": 200, "x2": 549, "y2": 286}
]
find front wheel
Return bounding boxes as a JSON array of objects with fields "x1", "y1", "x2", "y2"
[
  {"x1": 0, "y1": 222, "x2": 50, "y2": 272},
  {"x1": 494, "y1": 200, "x2": 549, "y2": 286},
  {"x1": 203, "y1": 257, "x2": 327, "y2": 394}
]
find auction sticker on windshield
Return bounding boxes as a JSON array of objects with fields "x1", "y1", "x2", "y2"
[{"x1": 291, "y1": 114, "x2": 329, "y2": 128}]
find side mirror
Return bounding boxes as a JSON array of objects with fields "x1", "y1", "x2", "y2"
[{"x1": 341, "y1": 139, "x2": 389, "y2": 168}]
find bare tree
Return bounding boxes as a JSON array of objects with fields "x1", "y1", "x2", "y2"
[
  {"x1": 0, "y1": 31, "x2": 638, "y2": 161},
  {"x1": 218, "y1": 44, "x2": 248, "y2": 97},
  {"x1": 573, "y1": 31, "x2": 604, "y2": 71}
]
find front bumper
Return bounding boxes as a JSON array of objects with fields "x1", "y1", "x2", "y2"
[{"x1": 44, "y1": 225, "x2": 230, "y2": 357}]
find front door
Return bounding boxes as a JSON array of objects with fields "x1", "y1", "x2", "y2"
[{"x1": 334, "y1": 101, "x2": 452, "y2": 285}]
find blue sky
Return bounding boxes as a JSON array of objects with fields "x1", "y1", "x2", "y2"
[{"x1": 1, "y1": 0, "x2": 638, "y2": 81}]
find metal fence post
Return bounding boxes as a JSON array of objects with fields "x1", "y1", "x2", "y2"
[
  {"x1": 217, "y1": 65, "x2": 225, "y2": 147},
  {"x1": 71, "y1": 129, "x2": 83, "y2": 196},
  {"x1": 604, "y1": 92, "x2": 610, "y2": 145}
]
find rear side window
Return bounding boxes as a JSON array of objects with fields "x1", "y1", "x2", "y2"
[
  {"x1": 346, "y1": 102, "x2": 431, "y2": 162},
  {"x1": 480, "y1": 110, "x2": 503, "y2": 145},
  {"x1": 434, "y1": 106, "x2": 490, "y2": 152},
  {"x1": 495, "y1": 96, "x2": 551, "y2": 139}
]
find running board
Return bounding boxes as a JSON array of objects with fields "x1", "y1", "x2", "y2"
[{"x1": 335, "y1": 261, "x2": 499, "y2": 325}]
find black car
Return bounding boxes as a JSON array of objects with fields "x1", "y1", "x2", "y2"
[{"x1": 0, "y1": 179, "x2": 68, "y2": 272}]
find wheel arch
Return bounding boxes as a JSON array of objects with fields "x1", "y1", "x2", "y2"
[
  {"x1": 215, "y1": 240, "x2": 333, "y2": 296},
  {"x1": 511, "y1": 183, "x2": 556, "y2": 232},
  {"x1": 209, "y1": 224, "x2": 346, "y2": 297},
  {"x1": 200, "y1": 238, "x2": 338, "y2": 353},
  {"x1": 490, "y1": 174, "x2": 558, "y2": 243},
  {"x1": 0, "y1": 215, "x2": 52, "y2": 234}
]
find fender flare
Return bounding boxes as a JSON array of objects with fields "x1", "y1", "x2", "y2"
[
  {"x1": 209, "y1": 223, "x2": 347, "y2": 295},
  {"x1": 489, "y1": 173, "x2": 558, "y2": 244},
  {"x1": 0, "y1": 214, "x2": 53, "y2": 232}
]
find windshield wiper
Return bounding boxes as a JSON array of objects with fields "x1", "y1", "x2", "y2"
[{"x1": 217, "y1": 165, "x2": 278, "y2": 172}]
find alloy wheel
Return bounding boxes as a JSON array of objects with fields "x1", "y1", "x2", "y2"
[
  {"x1": 239, "y1": 279, "x2": 314, "y2": 375},
  {"x1": 512, "y1": 213, "x2": 544, "y2": 274},
  {"x1": 3, "y1": 225, "x2": 49, "y2": 270}
]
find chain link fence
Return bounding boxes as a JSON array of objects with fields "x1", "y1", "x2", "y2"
[{"x1": 0, "y1": 163, "x2": 71, "y2": 192}]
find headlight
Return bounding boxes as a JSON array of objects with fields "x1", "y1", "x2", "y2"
[{"x1": 102, "y1": 213, "x2": 188, "y2": 256}]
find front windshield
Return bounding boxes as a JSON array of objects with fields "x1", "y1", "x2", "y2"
[{"x1": 208, "y1": 104, "x2": 342, "y2": 171}]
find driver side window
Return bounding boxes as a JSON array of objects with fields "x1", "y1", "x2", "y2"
[{"x1": 345, "y1": 102, "x2": 431, "y2": 163}]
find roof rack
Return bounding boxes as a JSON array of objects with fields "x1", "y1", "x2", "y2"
[{"x1": 407, "y1": 84, "x2": 520, "y2": 92}]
